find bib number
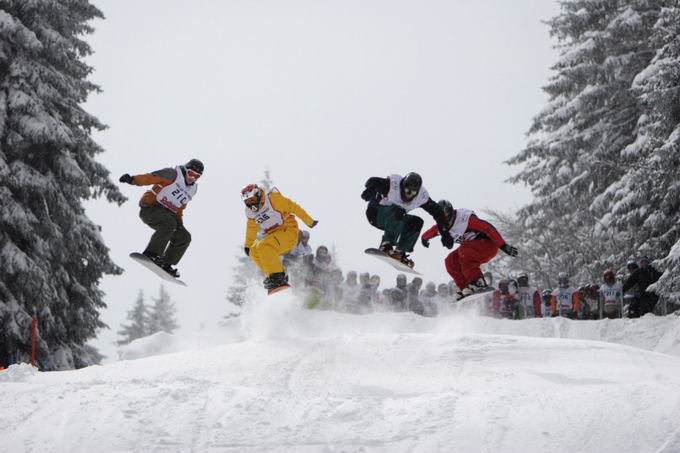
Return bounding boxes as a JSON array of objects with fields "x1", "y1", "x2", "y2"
[{"x1": 171, "y1": 188, "x2": 188, "y2": 205}]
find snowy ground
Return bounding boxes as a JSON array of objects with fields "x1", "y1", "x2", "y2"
[{"x1": 3, "y1": 291, "x2": 680, "y2": 453}]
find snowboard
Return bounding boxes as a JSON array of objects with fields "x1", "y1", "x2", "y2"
[
  {"x1": 364, "y1": 248, "x2": 422, "y2": 276},
  {"x1": 129, "y1": 252, "x2": 187, "y2": 287},
  {"x1": 268, "y1": 284, "x2": 291, "y2": 296},
  {"x1": 455, "y1": 287, "x2": 494, "y2": 304}
]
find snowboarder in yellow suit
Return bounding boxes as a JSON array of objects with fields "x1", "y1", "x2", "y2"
[{"x1": 241, "y1": 184, "x2": 318, "y2": 293}]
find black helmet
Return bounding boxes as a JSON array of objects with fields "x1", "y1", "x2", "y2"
[
  {"x1": 437, "y1": 199, "x2": 454, "y2": 225},
  {"x1": 185, "y1": 159, "x2": 204, "y2": 175},
  {"x1": 400, "y1": 172, "x2": 422, "y2": 201},
  {"x1": 517, "y1": 272, "x2": 529, "y2": 287},
  {"x1": 558, "y1": 272, "x2": 569, "y2": 288},
  {"x1": 541, "y1": 289, "x2": 552, "y2": 303}
]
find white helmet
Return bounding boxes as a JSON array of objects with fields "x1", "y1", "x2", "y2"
[{"x1": 241, "y1": 184, "x2": 261, "y2": 211}]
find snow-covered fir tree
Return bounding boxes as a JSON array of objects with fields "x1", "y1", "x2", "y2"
[
  {"x1": 147, "y1": 285, "x2": 179, "y2": 335},
  {"x1": 116, "y1": 291, "x2": 149, "y2": 346},
  {"x1": 607, "y1": 3, "x2": 680, "y2": 300},
  {"x1": 0, "y1": 1, "x2": 125, "y2": 369},
  {"x1": 505, "y1": 0, "x2": 671, "y2": 286}
]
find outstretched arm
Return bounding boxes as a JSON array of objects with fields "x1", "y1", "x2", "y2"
[
  {"x1": 270, "y1": 192, "x2": 315, "y2": 227},
  {"x1": 421, "y1": 198, "x2": 444, "y2": 223},
  {"x1": 422, "y1": 224, "x2": 440, "y2": 241},
  {"x1": 467, "y1": 214, "x2": 506, "y2": 248},
  {"x1": 120, "y1": 168, "x2": 176, "y2": 186}
]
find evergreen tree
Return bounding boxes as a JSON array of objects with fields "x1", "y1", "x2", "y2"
[
  {"x1": 0, "y1": 1, "x2": 125, "y2": 369},
  {"x1": 605, "y1": 3, "x2": 680, "y2": 298},
  {"x1": 116, "y1": 291, "x2": 149, "y2": 346},
  {"x1": 506, "y1": 0, "x2": 663, "y2": 284},
  {"x1": 147, "y1": 285, "x2": 179, "y2": 335}
]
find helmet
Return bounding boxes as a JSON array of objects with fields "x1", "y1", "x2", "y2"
[
  {"x1": 426, "y1": 282, "x2": 436, "y2": 294},
  {"x1": 603, "y1": 270, "x2": 615, "y2": 285},
  {"x1": 400, "y1": 172, "x2": 422, "y2": 201},
  {"x1": 507, "y1": 279, "x2": 518, "y2": 295},
  {"x1": 396, "y1": 274, "x2": 407, "y2": 288},
  {"x1": 517, "y1": 272, "x2": 529, "y2": 287},
  {"x1": 437, "y1": 199, "x2": 455, "y2": 226},
  {"x1": 185, "y1": 159, "x2": 204, "y2": 175},
  {"x1": 626, "y1": 260, "x2": 639, "y2": 271},
  {"x1": 359, "y1": 272, "x2": 370, "y2": 285},
  {"x1": 241, "y1": 184, "x2": 262, "y2": 211},
  {"x1": 498, "y1": 278, "x2": 509, "y2": 292},
  {"x1": 541, "y1": 289, "x2": 552, "y2": 304},
  {"x1": 558, "y1": 272, "x2": 569, "y2": 288}
]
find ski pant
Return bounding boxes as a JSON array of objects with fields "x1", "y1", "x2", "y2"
[
  {"x1": 445, "y1": 238, "x2": 498, "y2": 289},
  {"x1": 139, "y1": 205, "x2": 191, "y2": 265},
  {"x1": 249, "y1": 226, "x2": 299, "y2": 277},
  {"x1": 630, "y1": 295, "x2": 658, "y2": 318},
  {"x1": 370, "y1": 204, "x2": 423, "y2": 253}
]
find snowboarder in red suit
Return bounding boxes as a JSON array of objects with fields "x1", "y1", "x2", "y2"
[{"x1": 421, "y1": 200, "x2": 518, "y2": 299}]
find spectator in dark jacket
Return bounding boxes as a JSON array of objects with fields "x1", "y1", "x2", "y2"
[{"x1": 623, "y1": 256, "x2": 661, "y2": 317}]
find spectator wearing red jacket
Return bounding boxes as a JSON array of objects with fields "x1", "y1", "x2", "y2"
[{"x1": 421, "y1": 200, "x2": 518, "y2": 299}]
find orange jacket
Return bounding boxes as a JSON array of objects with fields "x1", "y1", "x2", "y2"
[
  {"x1": 550, "y1": 291, "x2": 581, "y2": 318},
  {"x1": 131, "y1": 167, "x2": 190, "y2": 219}
]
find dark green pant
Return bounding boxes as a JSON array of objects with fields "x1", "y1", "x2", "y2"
[
  {"x1": 374, "y1": 204, "x2": 424, "y2": 253},
  {"x1": 139, "y1": 206, "x2": 191, "y2": 265}
]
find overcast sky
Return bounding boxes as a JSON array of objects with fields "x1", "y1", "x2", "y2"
[{"x1": 83, "y1": 0, "x2": 561, "y2": 359}]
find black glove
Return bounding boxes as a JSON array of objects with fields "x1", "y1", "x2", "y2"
[
  {"x1": 310, "y1": 220, "x2": 319, "y2": 228},
  {"x1": 361, "y1": 187, "x2": 376, "y2": 201},
  {"x1": 244, "y1": 247, "x2": 250, "y2": 256},
  {"x1": 501, "y1": 244, "x2": 518, "y2": 257},
  {"x1": 441, "y1": 232, "x2": 454, "y2": 249},
  {"x1": 119, "y1": 173, "x2": 133, "y2": 184},
  {"x1": 421, "y1": 237, "x2": 430, "y2": 248},
  {"x1": 392, "y1": 206, "x2": 406, "y2": 221}
]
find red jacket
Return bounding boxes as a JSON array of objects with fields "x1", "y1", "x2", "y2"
[{"x1": 422, "y1": 213, "x2": 506, "y2": 248}]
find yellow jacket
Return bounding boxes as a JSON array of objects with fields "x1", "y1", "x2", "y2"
[{"x1": 244, "y1": 190, "x2": 314, "y2": 248}]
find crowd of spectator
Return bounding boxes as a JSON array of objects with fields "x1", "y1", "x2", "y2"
[{"x1": 283, "y1": 231, "x2": 671, "y2": 320}]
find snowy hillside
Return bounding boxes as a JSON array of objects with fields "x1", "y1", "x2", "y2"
[{"x1": 4, "y1": 292, "x2": 680, "y2": 453}]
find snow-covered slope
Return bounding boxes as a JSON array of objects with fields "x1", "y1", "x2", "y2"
[{"x1": 3, "y1": 292, "x2": 680, "y2": 453}]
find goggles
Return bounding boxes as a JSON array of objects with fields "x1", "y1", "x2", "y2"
[
  {"x1": 403, "y1": 186, "x2": 418, "y2": 199},
  {"x1": 244, "y1": 196, "x2": 259, "y2": 208},
  {"x1": 186, "y1": 169, "x2": 202, "y2": 180}
]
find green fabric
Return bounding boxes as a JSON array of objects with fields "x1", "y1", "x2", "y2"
[
  {"x1": 139, "y1": 206, "x2": 191, "y2": 265},
  {"x1": 375, "y1": 205, "x2": 420, "y2": 252}
]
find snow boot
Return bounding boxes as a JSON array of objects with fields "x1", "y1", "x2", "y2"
[
  {"x1": 379, "y1": 241, "x2": 393, "y2": 253},
  {"x1": 143, "y1": 250, "x2": 164, "y2": 266},
  {"x1": 265, "y1": 272, "x2": 290, "y2": 293},
  {"x1": 161, "y1": 262, "x2": 180, "y2": 279},
  {"x1": 461, "y1": 277, "x2": 488, "y2": 297},
  {"x1": 388, "y1": 249, "x2": 415, "y2": 269}
]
